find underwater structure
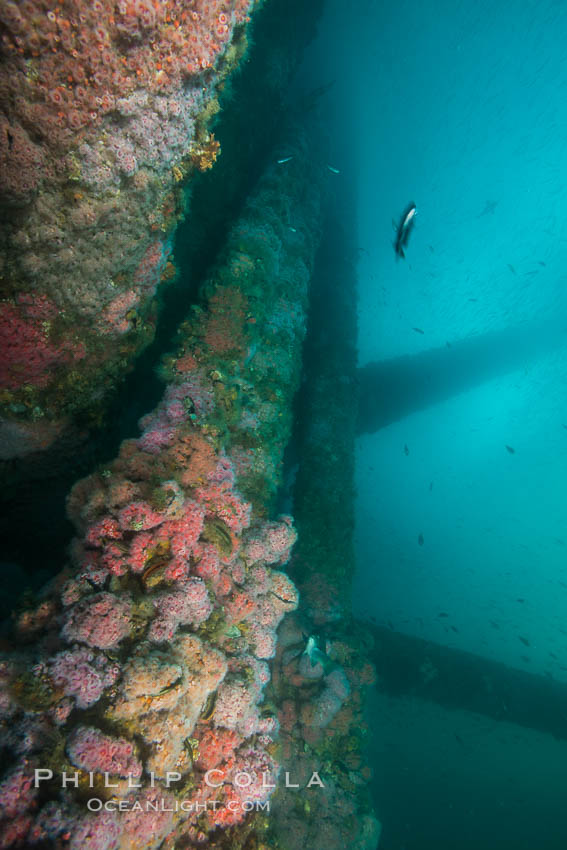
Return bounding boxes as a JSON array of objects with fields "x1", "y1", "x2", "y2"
[
  {"x1": 0, "y1": 140, "x2": 379, "y2": 850},
  {"x1": 0, "y1": 1, "x2": 380, "y2": 847},
  {"x1": 0, "y1": 144, "x2": 313, "y2": 847},
  {"x1": 0, "y1": 0, "x2": 251, "y2": 459}
]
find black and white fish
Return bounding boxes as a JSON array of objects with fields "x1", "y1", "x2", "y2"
[{"x1": 393, "y1": 201, "x2": 417, "y2": 259}]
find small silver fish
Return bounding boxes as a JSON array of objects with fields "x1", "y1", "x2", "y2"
[
  {"x1": 289, "y1": 226, "x2": 297, "y2": 232},
  {"x1": 277, "y1": 156, "x2": 294, "y2": 164},
  {"x1": 326, "y1": 164, "x2": 340, "y2": 173}
]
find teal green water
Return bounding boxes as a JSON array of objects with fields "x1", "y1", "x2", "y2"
[
  {"x1": 302, "y1": 0, "x2": 567, "y2": 847},
  {"x1": 306, "y1": 0, "x2": 567, "y2": 682}
]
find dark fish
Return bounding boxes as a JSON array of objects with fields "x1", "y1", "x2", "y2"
[
  {"x1": 156, "y1": 675, "x2": 183, "y2": 696},
  {"x1": 489, "y1": 620, "x2": 500, "y2": 629},
  {"x1": 393, "y1": 201, "x2": 417, "y2": 259},
  {"x1": 454, "y1": 733, "x2": 465, "y2": 747},
  {"x1": 446, "y1": 341, "x2": 452, "y2": 348},
  {"x1": 450, "y1": 625, "x2": 459, "y2": 633},
  {"x1": 412, "y1": 327, "x2": 424, "y2": 334},
  {"x1": 521, "y1": 655, "x2": 531, "y2": 663},
  {"x1": 85, "y1": 576, "x2": 100, "y2": 590},
  {"x1": 437, "y1": 612, "x2": 449, "y2": 618},
  {"x1": 505, "y1": 445, "x2": 515, "y2": 454},
  {"x1": 507, "y1": 264, "x2": 517, "y2": 275},
  {"x1": 418, "y1": 533, "x2": 424, "y2": 546},
  {"x1": 516, "y1": 598, "x2": 525, "y2": 603},
  {"x1": 468, "y1": 298, "x2": 478, "y2": 302},
  {"x1": 479, "y1": 200, "x2": 498, "y2": 217},
  {"x1": 404, "y1": 444, "x2": 409, "y2": 456},
  {"x1": 538, "y1": 261, "x2": 546, "y2": 266},
  {"x1": 387, "y1": 620, "x2": 394, "y2": 630},
  {"x1": 200, "y1": 690, "x2": 218, "y2": 721},
  {"x1": 549, "y1": 652, "x2": 558, "y2": 659},
  {"x1": 519, "y1": 636, "x2": 530, "y2": 646}
]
